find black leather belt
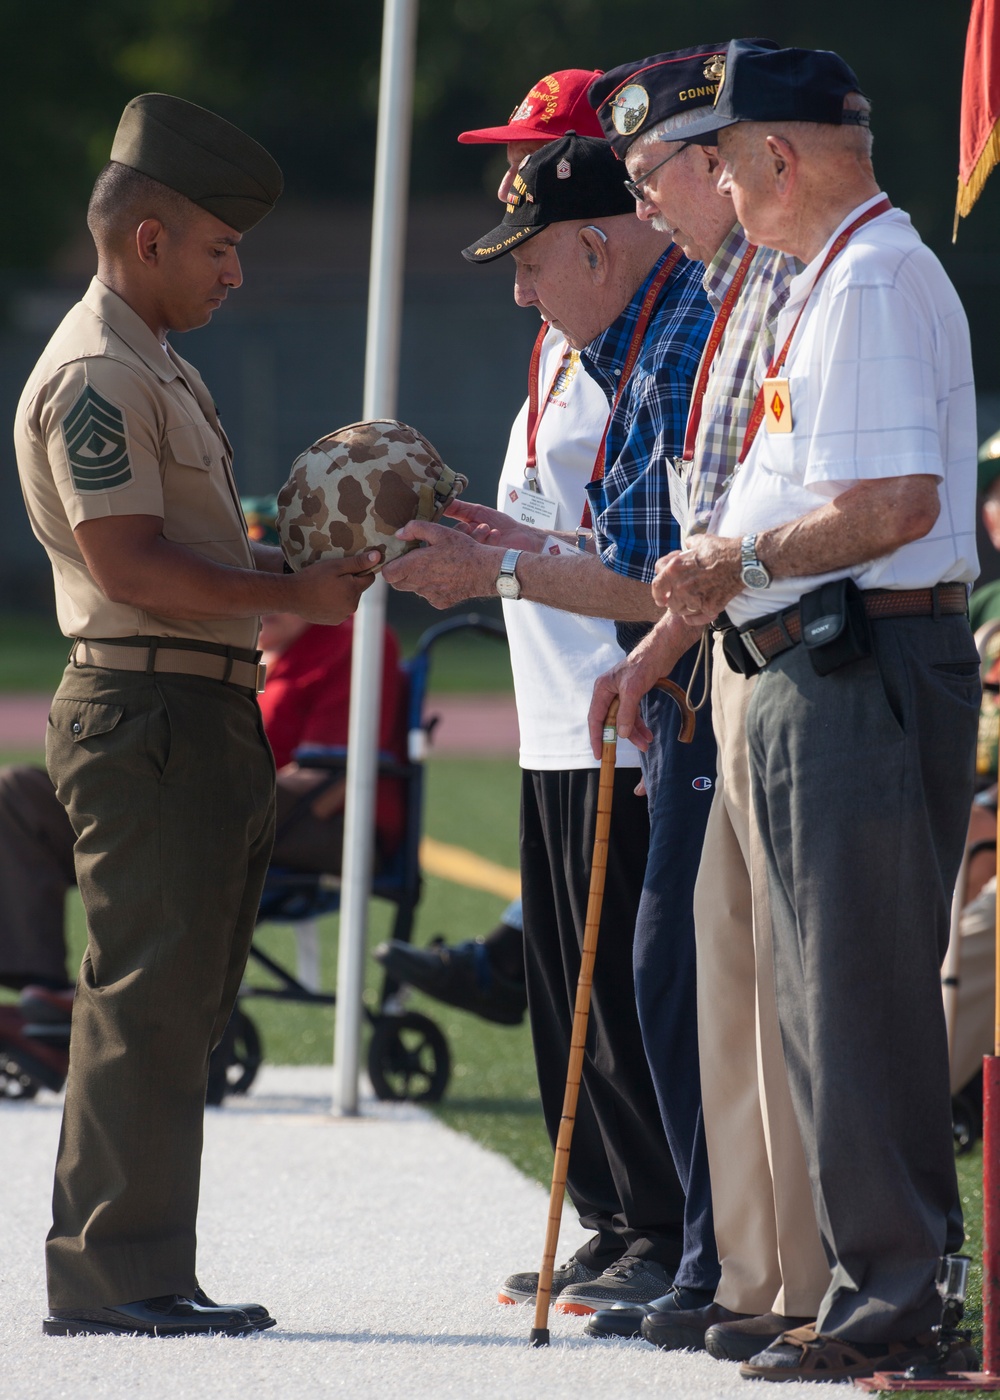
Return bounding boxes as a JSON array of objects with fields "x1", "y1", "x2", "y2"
[{"x1": 725, "y1": 583, "x2": 968, "y2": 670}]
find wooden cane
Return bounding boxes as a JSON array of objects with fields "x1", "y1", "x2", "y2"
[
  {"x1": 528, "y1": 678, "x2": 697, "y2": 1346},
  {"x1": 529, "y1": 697, "x2": 620, "y2": 1346}
]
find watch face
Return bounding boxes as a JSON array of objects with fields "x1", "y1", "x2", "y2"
[
  {"x1": 496, "y1": 575, "x2": 520, "y2": 599},
  {"x1": 741, "y1": 564, "x2": 771, "y2": 591}
]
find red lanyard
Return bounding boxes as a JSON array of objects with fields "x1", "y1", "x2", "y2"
[
  {"x1": 525, "y1": 324, "x2": 569, "y2": 479},
  {"x1": 522, "y1": 246, "x2": 683, "y2": 528},
  {"x1": 591, "y1": 244, "x2": 683, "y2": 485},
  {"x1": 578, "y1": 245, "x2": 683, "y2": 526},
  {"x1": 681, "y1": 242, "x2": 757, "y2": 461},
  {"x1": 737, "y1": 196, "x2": 892, "y2": 465},
  {"x1": 525, "y1": 247, "x2": 685, "y2": 484}
]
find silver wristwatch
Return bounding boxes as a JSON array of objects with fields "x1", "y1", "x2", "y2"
[
  {"x1": 495, "y1": 548, "x2": 523, "y2": 600},
  {"x1": 739, "y1": 534, "x2": 771, "y2": 590}
]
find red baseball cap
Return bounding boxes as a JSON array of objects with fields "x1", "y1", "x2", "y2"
[{"x1": 457, "y1": 69, "x2": 606, "y2": 145}]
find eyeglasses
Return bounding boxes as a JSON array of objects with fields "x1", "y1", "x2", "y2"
[{"x1": 623, "y1": 141, "x2": 693, "y2": 201}]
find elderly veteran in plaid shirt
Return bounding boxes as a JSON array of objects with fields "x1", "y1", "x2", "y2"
[
  {"x1": 583, "y1": 47, "x2": 831, "y2": 1361},
  {"x1": 385, "y1": 130, "x2": 722, "y2": 1313}
]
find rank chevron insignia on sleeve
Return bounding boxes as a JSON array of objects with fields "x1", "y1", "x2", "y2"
[{"x1": 61, "y1": 383, "x2": 133, "y2": 493}]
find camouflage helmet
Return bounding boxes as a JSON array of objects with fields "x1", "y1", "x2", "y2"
[{"x1": 277, "y1": 419, "x2": 467, "y2": 571}]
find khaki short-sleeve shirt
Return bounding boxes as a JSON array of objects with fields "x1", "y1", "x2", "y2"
[{"x1": 15, "y1": 278, "x2": 258, "y2": 648}]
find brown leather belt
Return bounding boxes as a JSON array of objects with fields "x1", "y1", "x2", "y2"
[
  {"x1": 70, "y1": 638, "x2": 266, "y2": 693},
  {"x1": 736, "y1": 583, "x2": 968, "y2": 669}
]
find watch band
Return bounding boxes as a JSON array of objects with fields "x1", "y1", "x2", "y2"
[
  {"x1": 740, "y1": 534, "x2": 771, "y2": 590},
  {"x1": 496, "y1": 548, "x2": 523, "y2": 600}
]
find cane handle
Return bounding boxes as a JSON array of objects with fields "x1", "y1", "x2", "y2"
[{"x1": 653, "y1": 677, "x2": 696, "y2": 743}]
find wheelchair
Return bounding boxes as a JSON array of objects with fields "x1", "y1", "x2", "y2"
[{"x1": 207, "y1": 611, "x2": 509, "y2": 1107}]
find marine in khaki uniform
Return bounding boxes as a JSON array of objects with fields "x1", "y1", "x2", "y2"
[{"x1": 14, "y1": 93, "x2": 378, "y2": 1338}]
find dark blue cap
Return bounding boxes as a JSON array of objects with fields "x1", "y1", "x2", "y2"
[
  {"x1": 677, "y1": 40, "x2": 870, "y2": 142},
  {"x1": 588, "y1": 41, "x2": 779, "y2": 158},
  {"x1": 588, "y1": 45, "x2": 730, "y2": 158}
]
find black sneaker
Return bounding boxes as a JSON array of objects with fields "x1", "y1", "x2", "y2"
[
  {"x1": 555, "y1": 1257, "x2": 673, "y2": 1316},
  {"x1": 498, "y1": 1257, "x2": 602, "y2": 1306},
  {"x1": 374, "y1": 937, "x2": 527, "y2": 1026}
]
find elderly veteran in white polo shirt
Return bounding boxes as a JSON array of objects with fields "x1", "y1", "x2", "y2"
[{"x1": 652, "y1": 40, "x2": 980, "y2": 1385}]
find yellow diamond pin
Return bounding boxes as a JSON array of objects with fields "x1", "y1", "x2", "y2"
[{"x1": 763, "y1": 376, "x2": 792, "y2": 434}]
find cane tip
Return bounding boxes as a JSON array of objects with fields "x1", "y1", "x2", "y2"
[{"x1": 529, "y1": 1328, "x2": 550, "y2": 1347}]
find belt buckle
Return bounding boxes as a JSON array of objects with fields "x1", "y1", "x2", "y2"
[
  {"x1": 255, "y1": 661, "x2": 267, "y2": 695},
  {"x1": 741, "y1": 628, "x2": 768, "y2": 670}
]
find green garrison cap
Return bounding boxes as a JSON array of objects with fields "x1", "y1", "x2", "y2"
[{"x1": 110, "y1": 93, "x2": 283, "y2": 232}]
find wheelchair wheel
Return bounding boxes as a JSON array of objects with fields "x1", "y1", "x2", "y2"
[
  {"x1": 206, "y1": 1008, "x2": 263, "y2": 1106},
  {"x1": 367, "y1": 1011, "x2": 450, "y2": 1104}
]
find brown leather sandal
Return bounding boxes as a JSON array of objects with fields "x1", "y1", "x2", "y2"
[{"x1": 738, "y1": 1325, "x2": 972, "y2": 1383}]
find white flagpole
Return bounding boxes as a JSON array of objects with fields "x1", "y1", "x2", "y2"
[{"x1": 333, "y1": 0, "x2": 419, "y2": 1115}]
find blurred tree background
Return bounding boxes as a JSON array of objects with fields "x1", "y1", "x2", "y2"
[
  {"x1": 1, "y1": 0, "x2": 998, "y2": 609},
  {"x1": 0, "y1": 0, "x2": 994, "y2": 273}
]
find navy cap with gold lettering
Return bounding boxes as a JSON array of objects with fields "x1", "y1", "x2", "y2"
[
  {"x1": 462, "y1": 132, "x2": 635, "y2": 263},
  {"x1": 676, "y1": 40, "x2": 870, "y2": 143},
  {"x1": 587, "y1": 42, "x2": 777, "y2": 159}
]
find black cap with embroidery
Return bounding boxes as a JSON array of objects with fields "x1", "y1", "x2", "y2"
[
  {"x1": 676, "y1": 40, "x2": 870, "y2": 143},
  {"x1": 110, "y1": 93, "x2": 283, "y2": 232},
  {"x1": 462, "y1": 133, "x2": 635, "y2": 264}
]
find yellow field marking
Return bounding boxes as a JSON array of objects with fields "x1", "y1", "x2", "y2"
[{"x1": 419, "y1": 835, "x2": 520, "y2": 901}]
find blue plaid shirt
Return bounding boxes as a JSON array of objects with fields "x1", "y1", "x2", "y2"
[{"x1": 581, "y1": 250, "x2": 711, "y2": 582}]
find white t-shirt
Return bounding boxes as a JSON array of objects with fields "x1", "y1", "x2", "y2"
[
  {"x1": 498, "y1": 326, "x2": 640, "y2": 770},
  {"x1": 713, "y1": 197, "x2": 979, "y2": 627}
]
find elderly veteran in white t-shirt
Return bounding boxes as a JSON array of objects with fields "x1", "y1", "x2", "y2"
[
  {"x1": 652, "y1": 41, "x2": 979, "y2": 1385},
  {"x1": 386, "y1": 102, "x2": 693, "y2": 1316}
]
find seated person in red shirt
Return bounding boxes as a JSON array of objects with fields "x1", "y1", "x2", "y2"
[
  {"x1": 0, "y1": 501, "x2": 403, "y2": 1086},
  {"x1": 261, "y1": 607, "x2": 404, "y2": 875}
]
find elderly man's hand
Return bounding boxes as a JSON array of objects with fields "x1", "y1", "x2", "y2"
[
  {"x1": 382, "y1": 520, "x2": 500, "y2": 609},
  {"x1": 446, "y1": 498, "x2": 547, "y2": 553},
  {"x1": 587, "y1": 611, "x2": 701, "y2": 757},
  {"x1": 652, "y1": 535, "x2": 743, "y2": 625},
  {"x1": 588, "y1": 655, "x2": 657, "y2": 759}
]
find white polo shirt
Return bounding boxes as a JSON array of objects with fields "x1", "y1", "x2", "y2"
[
  {"x1": 498, "y1": 325, "x2": 640, "y2": 770},
  {"x1": 713, "y1": 195, "x2": 979, "y2": 627}
]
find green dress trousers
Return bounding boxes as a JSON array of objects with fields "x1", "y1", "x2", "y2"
[{"x1": 44, "y1": 663, "x2": 275, "y2": 1310}]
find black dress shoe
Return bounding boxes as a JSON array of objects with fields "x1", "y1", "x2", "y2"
[
  {"x1": 373, "y1": 937, "x2": 527, "y2": 1025},
  {"x1": 704, "y1": 1311, "x2": 816, "y2": 1361},
  {"x1": 585, "y1": 1283, "x2": 705, "y2": 1340},
  {"x1": 585, "y1": 1303, "x2": 652, "y2": 1339},
  {"x1": 43, "y1": 1294, "x2": 258, "y2": 1336},
  {"x1": 193, "y1": 1286, "x2": 276, "y2": 1330},
  {"x1": 641, "y1": 1296, "x2": 752, "y2": 1351}
]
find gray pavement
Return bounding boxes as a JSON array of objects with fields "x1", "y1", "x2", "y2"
[{"x1": 1, "y1": 1066, "x2": 832, "y2": 1399}]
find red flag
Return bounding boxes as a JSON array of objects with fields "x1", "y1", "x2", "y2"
[{"x1": 955, "y1": 0, "x2": 1000, "y2": 238}]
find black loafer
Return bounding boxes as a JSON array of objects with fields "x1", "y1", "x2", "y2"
[
  {"x1": 640, "y1": 1289, "x2": 750, "y2": 1351},
  {"x1": 193, "y1": 1286, "x2": 276, "y2": 1330},
  {"x1": 43, "y1": 1294, "x2": 258, "y2": 1336}
]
